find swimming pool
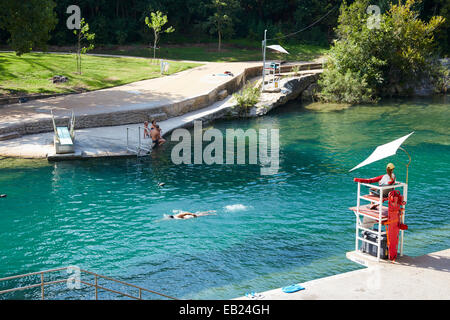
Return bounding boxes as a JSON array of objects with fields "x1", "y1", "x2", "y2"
[{"x1": 0, "y1": 95, "x2": 449, "y2": 299}]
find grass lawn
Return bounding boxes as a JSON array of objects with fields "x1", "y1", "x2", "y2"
[
  {"x1": 93, "y1": 41, "x2": 329, "y2": 62},
  {"x1": 0, "y1": 52, "x2": 201, "y2": 98}
]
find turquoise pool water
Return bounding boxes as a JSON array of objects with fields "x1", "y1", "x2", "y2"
[{"x1": 0, "y1": 96, "x2": 449, "y2": 299}]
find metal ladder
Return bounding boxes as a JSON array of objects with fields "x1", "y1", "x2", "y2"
[{"x1": 126, "y1": 126, "x2": 152, "y2": 156}]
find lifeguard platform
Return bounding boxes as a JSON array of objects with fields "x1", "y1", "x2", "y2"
[
  {"x1": 262, "y1": 61, "x2": 281, "y2": 92},
  {"x1": 347, "y1": 180, "x2": 407, "y2": 266}
]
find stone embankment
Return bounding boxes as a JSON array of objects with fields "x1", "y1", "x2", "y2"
[
  {"x1": 0, "y1": 62, "x2": 322, "y2": 141},
  {"x1": 0, "y1": 66, "x2": 258, "y2": 138},
  {"x1": 0, "y1": 62, "x2": 323, "y2": 159},
  {"x1": 249, "y1": 72, "x2": 321, "y2": 117}
]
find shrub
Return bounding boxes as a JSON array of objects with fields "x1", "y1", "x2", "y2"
[
  {"x1": 319, "y1": 0, "x2": 445, "y2": 104},
  {"x1": 233, "y1": 81, "x2": 261, "y2": 115},
  {"x1": 318, "y1": 67, "x2": 376, "y2": 104},
  {"x1": 431, "y1": 62, "x2": 450, "y2": 93}
]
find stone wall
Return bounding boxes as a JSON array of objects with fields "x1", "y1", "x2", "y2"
[{"x1": 246, "y1": 73, "x2": 321, "y2": 117}]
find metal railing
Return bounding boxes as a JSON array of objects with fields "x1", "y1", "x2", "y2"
[
  {"x1": 0, "y1": 267, "x2": 177, "y2": 300},
  {"x1": 126, "y1": 126, "x2": 152, "y2": 156}
]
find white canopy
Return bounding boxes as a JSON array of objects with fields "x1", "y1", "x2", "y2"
[
  {"x1": 267, "y1": 45, "x2": 289, "y2": 54},
  {"x1": 349, "y1": 132, "x2": 414, "y2": 172}
]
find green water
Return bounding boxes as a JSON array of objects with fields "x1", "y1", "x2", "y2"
[{"x1": 0, "y1": 96, "x2": 449, "y2": 299}]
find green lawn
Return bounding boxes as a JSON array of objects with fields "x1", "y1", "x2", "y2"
[
  {"x1": 94, "y1": 41, "x2": 329, "y2": 62},
  {"x1": 0, "y1": 41, "x2": 327, "y2": 98},
  {"x1": 0, "y1": 52, "x2": 201, "y2": 98}
]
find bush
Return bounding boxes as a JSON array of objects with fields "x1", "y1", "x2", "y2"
[
  {"x1": 318, "y1": 68, "x2": 376, "y2": 104},
  {"x1": 291, "y1": 65, "x2": 300, "y2": 76},
  {"x1": 319, "y1": 0, "x2": 445, "y2": 104},
  {"x1": 431, "y1": 62, "x2": 450, "y2": 93},
  {"x1": 233, "y1": 81, "x2": 260, "y2": 115}
]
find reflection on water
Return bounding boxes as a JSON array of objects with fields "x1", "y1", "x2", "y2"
[{"x1": 0, "y1": 95, "x2": 449, "y2": 300}]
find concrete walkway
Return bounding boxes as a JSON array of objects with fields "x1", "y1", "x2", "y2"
[
  {"x1": 236, "y1": 249, "x2": 450, "y2": 300},
  {"x1": 0, "y1": 95, "x2": 237, "y2": 159},
  {"x1": 0, "y1": 61, "x2": 262, "y2": 136},
  {"x1": 0, "y1": 58, "x2": 321, "y2": 159}
]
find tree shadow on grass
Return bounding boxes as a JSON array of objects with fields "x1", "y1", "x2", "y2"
[
  {"x1": 0, "y1": 56, "x2": 15, "y2": 80},
  {"x1": 19, "y1": 54, "x2": 57, "y2": 73}
]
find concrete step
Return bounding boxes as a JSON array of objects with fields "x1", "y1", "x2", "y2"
[
  {"x1": 0, "y1": 131, "x2": 21, "y2": 141},
  {"x1": 148, "y1": 112, "x2": 168, "y2": 121},
  {"x1": 47, "y1": 150, "x2": 84, "y2": 161},
  {"x1": 280, "y1": 63, "x2": 323, "y2": 73}
]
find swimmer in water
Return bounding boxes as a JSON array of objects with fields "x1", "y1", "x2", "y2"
[{"x1": 168, "y1": 210, "x2": 216, "y2": 219}]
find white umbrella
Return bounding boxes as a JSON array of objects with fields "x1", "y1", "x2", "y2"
[
  {"x1": 266, "y1": 45, "x2": 289, "y2": 54},
  {"x1": 349, "y1": 132, "x2": 414, "y2": 174}
]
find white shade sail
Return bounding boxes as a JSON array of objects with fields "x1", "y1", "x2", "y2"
[
  {"x1": 349, "y1": 132, "x2": 414, "y2": 172},
  {"x1": 267, "y1": 45, "x2": 289, "y2": 54}
]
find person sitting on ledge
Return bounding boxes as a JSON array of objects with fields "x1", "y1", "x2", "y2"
[
  {"x1": 151, "y1": 125, "x2": 166, "y2": 147},
  {"x1": 150, "y1": 119, "x2": 158, "y2": 132}
]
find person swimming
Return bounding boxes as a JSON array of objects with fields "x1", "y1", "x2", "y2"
[{"x1": 168, "y1": 210, "x2": 216, "y2": 219}]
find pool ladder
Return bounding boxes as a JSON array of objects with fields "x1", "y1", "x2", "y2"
[{"x1": 126, "y1": 126, "x2": 152, "y2": 156}]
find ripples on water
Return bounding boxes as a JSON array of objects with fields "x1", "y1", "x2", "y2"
[{"x1": 0, "y1": 96, "x2": 449, "y2": 299}]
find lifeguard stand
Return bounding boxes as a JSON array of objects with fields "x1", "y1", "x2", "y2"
[
  {"x1": 262, "y1": 62, "x2": 281, "y2": 90},
  {"x1": 348, "y1": 181, "x2": 407, "y2": 263},
  {"x1": 261, "y1": 30, "x2": 289, "y2": 92}
]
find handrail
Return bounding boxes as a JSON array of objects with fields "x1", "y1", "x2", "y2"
[
  {"x1": 126, "y1": 126, "x2": 152, "y2": 156},
  {"x1": 0, "y1": 267, "x2": 68, "y2": 281},
  {"x1": 78, "y1": 268, "x2": 177, "y2": 300},
  {"x1": 0, "y1": 267, "x2": 177, "y2": 300},
  {"x1": 360, "y1": 181, "x2": 407, "y2": 190}
]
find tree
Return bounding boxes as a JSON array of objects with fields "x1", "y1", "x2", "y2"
[
  {"x1": 74, "y1": 18, "x2": 95, "y2": 74},
  {"x1": 204, "y1": 0, "x2": 240, "y2": 51},
  {"x1": 318, "y1": 0, "x2": 445, "y2": 104},
  {"x1": 145, "y1": 11, "x2": 175, "y2": 60},
  {"x1": 0, "y1": 0, "x2": 57, "y2": 55},
  {"x1": 421, "y1": 0, "x2": 450, "y2": 55}
]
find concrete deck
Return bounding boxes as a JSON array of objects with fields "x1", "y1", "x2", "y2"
[
  {"x1": 0, "y1": 95, "x2": 237, "y2": 159},
  {"x1": 0, "y1": 61, "x2": 264, "y2": 136},
  {"x1": 236, "y1": 249, "x2": 450, "y2": 300},
  {"x1": 0, "y1": 60, "x2": 321, "y2": 159}
]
